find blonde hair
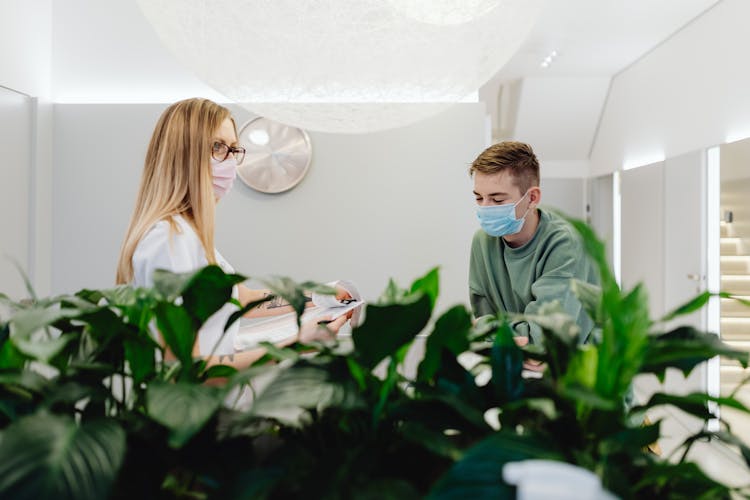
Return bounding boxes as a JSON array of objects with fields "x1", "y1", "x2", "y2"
[
  {"x1": 116, "y1": 98, "x2": 235, "y2": 284},
  {"x1": 469, "y1": 141, "x2": 540, "y2": 193}
]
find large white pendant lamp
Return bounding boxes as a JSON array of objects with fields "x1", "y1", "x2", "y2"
[{"x1": 137, "y1": 0, "x2": 542, "y2": 133}]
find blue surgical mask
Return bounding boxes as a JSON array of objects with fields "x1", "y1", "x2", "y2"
[{"x1": 476, "y1": 191, "x2": 530, "y2": 237}]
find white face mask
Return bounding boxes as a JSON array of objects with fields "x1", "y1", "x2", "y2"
[
  {"x1": 476, "y1": 191, "x2": 530, "y2": 237},
  {"x1": 210, "y1": 157, "x2": 237, "y2": 199}
]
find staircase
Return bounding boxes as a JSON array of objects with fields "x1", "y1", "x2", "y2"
[{"x1": 719, "y1": 222, "x2": 750, "y2": 440}]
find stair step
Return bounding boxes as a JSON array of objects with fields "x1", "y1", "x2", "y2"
[
  {"x1": 722, "y1": 317, "x2": 750, "y2": 339},
  {"x1": 721, "y1": 238, "x2": 743, "y2": 256},
  {"x1": 725, "y1": 340, "x2": 750, "y2": 352},
  {"x1": 720, "y1": 364, "x2": 750, "y2": 388},
  {"x1": 721, "y1": 276, "x2": 750, "y2": 295},
  {"x1": 721, "y1": 255, "x2": 750, "y2": 274},
  {"x1": 720, "y1": 383, "x2": 750, "y2": 402},
  {"x1": 721, "y1": 297, "x2": 750, "y2": 317}
]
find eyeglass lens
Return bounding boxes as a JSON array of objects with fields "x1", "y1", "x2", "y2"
[{"x1": 212, "y1": 142, "x2": 245, "y2": 164}]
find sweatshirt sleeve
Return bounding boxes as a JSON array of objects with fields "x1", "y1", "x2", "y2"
[
  {"x1": 522, "y1": 232, "x2": 591, "y2": 344},
  {"x1": 469, "y1": 230, "x2": 494, "y2": 320}
]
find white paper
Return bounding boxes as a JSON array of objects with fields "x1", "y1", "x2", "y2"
[{"x1": 233, "y1": 280, "x2": 365, "y2": 351}]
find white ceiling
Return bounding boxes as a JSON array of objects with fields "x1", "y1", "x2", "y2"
[
  {"x1": 48, "y1": 0, "x2": 724, "y2": 168},
  {"x1": 495, "y1": 0, "x2": 721, "y2": 80},
  {"x1": 478, "y1": 0, "x2": 722, "y2": 168},
  {"x1": 51, "y1": 0, "x2": 722, "y2": 102}
]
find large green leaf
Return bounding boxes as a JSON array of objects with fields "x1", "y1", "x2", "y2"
[
  {"x1": 598, "y1": 421, "x2": 661, "y2": 455},
  {"x1": 562, "y1": 344, "x2": 598, "y2": 390},
  {"x1": 0, "y1": 412, "x2": 125, "y2": 500},
  {"x1": 631, "y1": 392, "x2": 750, "y2": 422},
  {"x1": 249, "y1": 363, "x2": 365, "y2": 426},
  {"x1": 398, "y1": 421, "x2": 464, "y2": 461},
  {"x1": 259, "y1": 276, "x2": 328, "y2": 322},
  {"x1": 570, "y1": 279, "x2": 603, "y2": 324},
  {"x1": 418, "y1": 305, "x2": 472, "y2": 382},
  {"x1": 490, "y1": 321, "x2": 524, "y2": 403},
  {"x1": 660, "y1": 291, "x2": 750, "y2": 324},
  {"x1": 9, "y1": 306, "x2": 79, "y2": 339},
  {"x1": 353, "y1": 293, "x2": 432, "y2": 370},
  {"x1": 146, "y1": 381, "x2": 224, "y2": 448},
  {"x1": 153, "y1": 302, "x2": 196, "y2": 374},
  {"x1": 428, "y1": 431, "x2": 564, "y2": 499},
  {"x1": 379, "y1": 277, "x2": 408, "y2": 304},
  {"x1": 565, "y1": 217, "x2": 616, "y2": 289},
  {"x1": 12, "y1": 334, "x2": 75, "y2": 363},
  {"x1": 224, "y1": 296, "x2": 273, "y2": 332},
  {"x1": 180, "y1": 266, "x2": 245, "y2": 324},
  {"x1": 202, "y1": 364, "x2": 238, "y2": 380},
  {"x1": 152, "y1": 266, "x2": 244, "y2": 324},
  {"x1": 123, "y1": 336, "x2": 157, "y2": 384},
  {"x1": 660, "y1": 291, "x2": 712, "y2": 323},
  {"x1": 410, "y1": 267, "x2": 440, "y2": 310},
  {"x1": 0, "y1": 370, "x2": 50, "y2": 396},
  {"x1": 643, "y1": 326, "x2": 749, "y2": 380},
  {"x1": 0, "y1": 323, "x2": 27, "y2": 369},
  {"x1": 633, "y1": 461, "x2": 730, "y2": 498},
  {"x1": 596, "y1": 283, "x2": 651, "y2": 400},
  {"x1": 355, "y1": 479, "x2": 421, "y2": 500}
]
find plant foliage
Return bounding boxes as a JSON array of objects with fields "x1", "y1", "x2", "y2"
[{"x1": 1, "y1": 220, "x2": 749, "y2": 499}]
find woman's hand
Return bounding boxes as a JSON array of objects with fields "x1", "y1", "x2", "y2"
[
  {"x1": 297, "y1": 314, "x2": 348, "y2": 343},
  {"x1": 334, "y1": 285, "x2": 356, "y2": 320},
  {"x1": 335, "y1": 285, "x2": 352, "y2": 301}
]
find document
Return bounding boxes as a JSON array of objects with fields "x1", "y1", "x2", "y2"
[{"x1": 234, "y1": 280, "x2": 364, "y2": 350}]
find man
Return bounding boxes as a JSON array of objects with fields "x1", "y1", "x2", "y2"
[{"x1": 469, "y1": 141, "x2": 598, "y2": 346}]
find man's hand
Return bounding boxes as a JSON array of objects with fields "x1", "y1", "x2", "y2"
[{"x1": 513, "y1": 336, "x2": 545, "y2": 372}]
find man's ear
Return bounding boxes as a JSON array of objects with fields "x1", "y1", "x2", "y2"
[{"x1": 529, "y1": 186, "x2": 542, "y2": 207}]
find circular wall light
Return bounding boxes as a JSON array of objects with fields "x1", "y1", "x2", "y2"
[{"x1": 236, "y1": 117, "x2": 312, "y2": 194}]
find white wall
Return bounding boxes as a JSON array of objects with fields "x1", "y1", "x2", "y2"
[
  {"x1": 590, "y1": 0, "x2": 750, "y2": 176},
  {"x1": 52, "y1": 103, "x2": 488, "y2": 315},
  {"x1": 539, "y1": 178, "x2": 585, "y2": 219},
  {"x1": 0, "y1": 0, "x2": 52, "y2": 98},
  {"x1": 587, "y1": 174, "x2": 614, "y2": 269},
  {"x1": 51, "y1": 0, "x2": 225, "y2": 103},
  {"x1": 480, "y1": 76, "x2": 610, "y2": 179},
  {"x1": 0, "y1": 0, "x2": 54, "y2": 297},
  {"x1": 0, "y1": 89, "x2": 32, "y2": 299},
  {"x1": 515, "y1": 77, "x2": 610, "y2": 163}
]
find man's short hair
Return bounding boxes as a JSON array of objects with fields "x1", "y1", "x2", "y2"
[{"x1": 469, "y1": 141, "x2": 540, "y2": 193}]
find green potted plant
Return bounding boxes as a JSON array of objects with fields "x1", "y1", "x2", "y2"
[{"x1": 0, "y1": 219, "x2": 748, "y2": 499}]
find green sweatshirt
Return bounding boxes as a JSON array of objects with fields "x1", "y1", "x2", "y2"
[{"x1": 469, "y1": 209, "x2": 598, "y2": 345}]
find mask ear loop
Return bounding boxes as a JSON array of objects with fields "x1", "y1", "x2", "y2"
[{"x1": 514, "y1": 190, "x2": 532, "y2": 221}]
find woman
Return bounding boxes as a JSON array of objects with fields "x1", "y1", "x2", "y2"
[{"x1": 116, "y1": 98, "x2": 347, "y2": 369}]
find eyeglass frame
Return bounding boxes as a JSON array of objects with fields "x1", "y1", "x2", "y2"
[{"x1": 212, "y1": 141, "x2": 246, "y2": 164}]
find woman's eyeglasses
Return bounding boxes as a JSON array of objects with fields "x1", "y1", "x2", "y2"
[{"x1": 212, "y1": 141, "x2": 246, "y2": 164}]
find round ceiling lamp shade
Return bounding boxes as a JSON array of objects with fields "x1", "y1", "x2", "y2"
[
  {"x1": 389, "y1": 0, "x2": 504, "y2": 25},
  {"x1": 137, "y1": 0, "x2": 542, "y2": 134}
]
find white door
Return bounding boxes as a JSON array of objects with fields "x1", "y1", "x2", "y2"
[
  {"x1": 0, "y1": 87, "x2": 32, "y2": 301},
  {"x1": 621, "y1": 161, "x2": 666, "y2": 319},
  {"x1": 664, "y1": 150, "x2": 707, "y2": 332},
  {"x1": 621, "y1": 153, "x2": 709, "y2": 456}
]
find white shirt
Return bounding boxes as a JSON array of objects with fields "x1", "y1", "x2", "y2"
[{"x1": 132, "y1": 215, "x2": 239, "y2": 355}]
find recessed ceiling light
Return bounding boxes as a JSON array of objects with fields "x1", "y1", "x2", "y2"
[{"x1": 540, "y1": 49, "x2": 559, "y2": 69}]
